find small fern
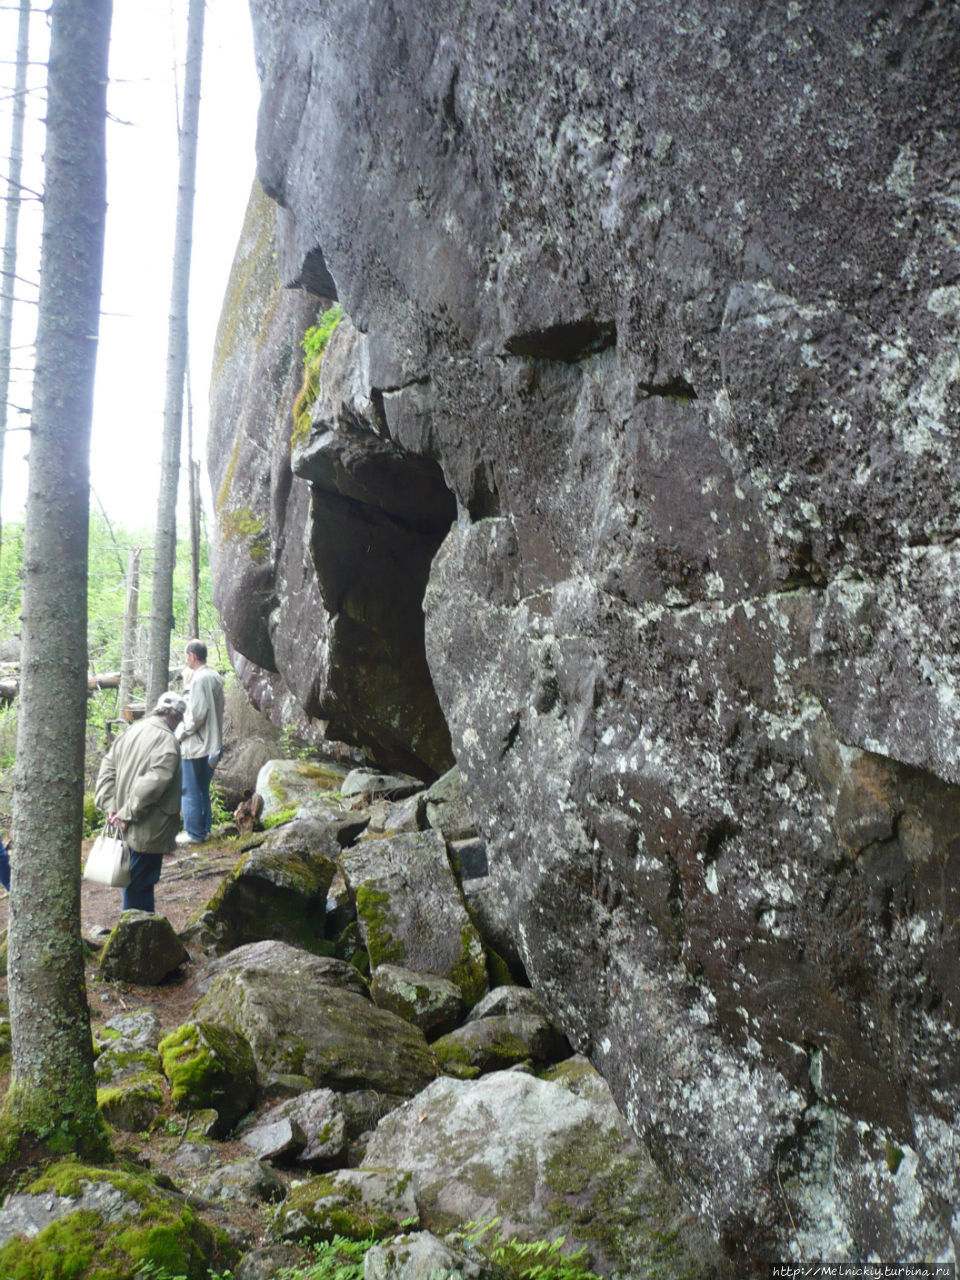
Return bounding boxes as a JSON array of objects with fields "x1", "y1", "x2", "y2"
[{"x1": 453, "y1": 1218, "x2": 601, "y2": 1280}]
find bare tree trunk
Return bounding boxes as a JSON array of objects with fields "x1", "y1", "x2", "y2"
[
  {"x1": 0, "y1": 0, "x2": 32, "y2": 552},
  {"x1": 0, "y1": 0, "x2": 112, "y2": 1170},
  {"x1": 186, "y1": 370, "x2": 200, "y2": 639},
  {"x1": 118, "y1": 545, "x2": 141, "y2": 712},
  {"x1": 145, "y1": 0, "x2": 205, "y2": 710}
]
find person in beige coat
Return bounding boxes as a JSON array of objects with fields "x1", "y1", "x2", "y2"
[{"x1": 95, "y1": 692, "x2": 186, "y2": 913}]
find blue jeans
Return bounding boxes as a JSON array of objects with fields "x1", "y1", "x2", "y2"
[
  {"x1": 0, "y1": 840, "x2": 9, "y2": 890},
  {"x1": 122, "y1": 849, "x2": 163, "y2": 913},
  {"x1": 181, "y1": 756, "x2": 214, "y2": 840}
]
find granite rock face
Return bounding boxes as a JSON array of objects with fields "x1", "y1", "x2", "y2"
[
  {"x1": 208, "y1": 185, "x2": 453, "y2": 778},
  {"x1": 230, "y1": 0, "x2": 960, "y2": 1264}
]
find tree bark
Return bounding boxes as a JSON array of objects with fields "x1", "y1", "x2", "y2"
[
  {"x1": 117, "y1": 545, "x2": 141, "y2": 712},
  {"x1": 186, "y1": 370, "x2": 200, "y2": 640},
  {"x1": 145, "y1": 0, "x2": 205, "y2": 710},
  {"x1": 0, "y1": 0, "x2": 32, "y2": 552},
  {"x1": 0, "y1": 0, "x2": 112, "y2": 1169}
]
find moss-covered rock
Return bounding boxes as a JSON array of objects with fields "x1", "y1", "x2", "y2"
[
  {"x1": 97, "y1": 1076, "x2": 165, "y2": 1134},
  {"x1": 189, "y1": 941, "x2": 437, "y2": 1097},
  {"x1": 255, "y1": 759, "x2": 350, "y2": 820},
  {"x1": 370, "y1": 963, "x2": 465, "y2": 1040},
  {"x1": 433, "y1": 1013, "x2": 568, "y2": 1075},
  {"x1": 361, "y1": 1071, "x2": 730, "y2": 1278},
  {"x1": 158, "y1": 1021, "x2": 258, "y2": 1137},
  {"x1": 181, "y1": 818, "x2": 339, "y2": 957},
  {"x1": 98, "y1": 911, "x2": 189, "y2": 986},
  {"x1": 341, "y1": 830, "x2": 488, "y2": 1008},
  {"x1": 272, "y1": 1168, "x2": 418, "y2": 1244},
  {"x1": 0, "y1": 1161, "x2": 236, "y2": 1279}
]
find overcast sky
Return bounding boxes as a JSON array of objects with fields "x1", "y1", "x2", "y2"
[{"x1": 0, "y1": 0, "x2": 260, "y2": 531}]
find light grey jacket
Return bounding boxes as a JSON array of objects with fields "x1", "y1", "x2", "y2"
[
  {"x1": 179, "y1": 664, "x2": 224, "y2": 760},
  {"x1": 95, "y1": 715, "x2": 182, "y2": 854}
]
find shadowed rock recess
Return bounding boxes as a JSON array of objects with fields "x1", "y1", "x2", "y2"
[{"x1": 208, "y1": 0, "x2": 960, "y2": 1265}]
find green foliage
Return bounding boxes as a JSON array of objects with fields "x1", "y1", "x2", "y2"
[
  {"x1": 0, "y1": 511, "x2": 220, "y2": 678},
  {"x1": 209, "y1": 782, "x2": 230, "y2": 828},
  {"x1": 82, "y1": 792, "x2": 101, "y2": 837},
  {"x1": 262, "y1": 805, "x2": 298, "y2": 829},
  {"x1": 453, "y1": 1219, "x2": 602, "y2": 1280},
  {"x1": 300, "y1": 304, "x2": 344, "y2": 365},
  {"x1": 272, "y1": 1234, "x2": 370, "y2": 1280},
  {"x1": 291, "y1": 304, "x2": 344, "y2": 453}
]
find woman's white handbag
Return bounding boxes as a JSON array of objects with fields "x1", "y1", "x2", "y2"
[{"x1": 83, "y1": 821, "x2": 131, "y2": 887}]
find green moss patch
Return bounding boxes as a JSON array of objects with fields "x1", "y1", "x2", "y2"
[
  {"x1": 0, "y1": 1162, "x2": 234, "y2": 1280},
  {"x1": 158, "y1": 1022, "x2": 257, "y2": 1137}
]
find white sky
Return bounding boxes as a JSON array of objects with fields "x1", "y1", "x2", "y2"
[{"x1": 0, "y1": 0, "x2": 260, "y2": 531}]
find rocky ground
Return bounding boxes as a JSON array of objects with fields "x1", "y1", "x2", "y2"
[
  {"x1": 0, "y1": 765, "x2": 732, "y2": 1280},
  {"x1": 0, "y1": 833, "x2": 286, "y2": 1263}
]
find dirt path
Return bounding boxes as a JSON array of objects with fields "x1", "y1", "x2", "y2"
[{"x1": 0, "y1": 835, "x2": 244, "y2": 1040}]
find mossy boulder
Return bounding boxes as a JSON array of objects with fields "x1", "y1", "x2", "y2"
[
  {"x1": 97, "y1": 1076, "x2": 165, "y2": 1134},
  {"x1": 255, "y1": 758, "x2": 350, "y2": 819},
  {"x1": 272, "y1": 1168, "x2": 419, "y2": 1245},
  {"x1": 0, "y1": 1161, "x2": 235, "y2": 1279},
  {"x1": 93, "y1": 1042, "x2": 161, "y2": 1087},
  {"x1": 340, "y1": 769, "x2": 424, "y2": 802},
  {"x1": 159, "y1": 1021, "x2": 258, "y2": 1137},
  {"x1": 182, "y1": 818, "x2": 340, "y2": 956},
  {"x1": 341, "y1": 830, "x2": 488, "y2": 1008},
  {"x1": 370, "y1": 964, "x2": 465, "y2": 1040},
  {"x1": 98, "y1": 911, "x2": 189, "y2": 985},
  {"x1": 189, "y1": 940, "x2": 437, "y2": 1097},
  {"x1": 362, "y1": 1071, "x2": 730, "y2": 1279}
]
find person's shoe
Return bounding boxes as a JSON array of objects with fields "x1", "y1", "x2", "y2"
[{"x1": 175, "y1": 832, "x2": 202, "y2": 846}]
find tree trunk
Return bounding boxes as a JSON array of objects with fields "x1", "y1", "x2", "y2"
[
  {"x1": 145, "y1": 0, "x2": 206, "y2": 710},
  {"x1": 189, "y1": 458, "x2": 200, "y2": 640},
  {"x1": 0, "y1": 0, "x2": 32, "y2": 552},
  {"x1": 0, "y1": 0, "x2": 112, "y2": 1171},
  {"x1": 117, "y1": 545, "x2": 141, "y2": 712}
]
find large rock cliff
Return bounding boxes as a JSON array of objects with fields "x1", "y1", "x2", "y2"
[{"x1": 212, "y1": 0, "x2": 960, "y2": 1264}]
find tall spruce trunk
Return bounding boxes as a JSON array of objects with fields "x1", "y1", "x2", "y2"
[
  {"x1": 0, "y1": 0, "x2": 112, "y2": 1169},
  {"x1": 118, "y1": 545, "x2": 141, "y2": 714},
  {"x1": 0, "y1": 0, "x2": 32, "y2": 550},
  {"x1": 145, "y1": 0, "x2": 205, "y2": 710}
]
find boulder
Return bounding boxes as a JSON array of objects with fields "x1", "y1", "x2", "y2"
[
  {"x1": 0, "y1": 1163, "x2": 235, "y2": 1279},
  {"x1": 432, "y1": 1013, "x2": 569, "y2": 1077},
  {"x1": 418, "y1": 767, "x2": 477, "y2": 842},
  {"x1": 94, "y1": 1042, "x2": 161, "y2": 1087},
  {"x1": 159, "y1": 1021, "x2": 259, "y2": 1138},
  {"x1": 362, "y1": 1071, "x2": 728, "y2": 1278},
  {"x1": 241, "y1": 1088, "x2": 347, "y2": 1167},
  {"x1": 341, "y1": 769, "x2": 424, "y2": 802},
  {"x1": 341, "y1": 830, "x2": 488, "y2": 1007},
  {"x1": 190, "y1": 940, "x2": 437, "y2": 1097},
  {"x1": 182, "y1": 819, "x2": 340, "y2": 956},
  {"x1": 272, "y1": 1168, "x2": 419, "y2": 1245},
  {"x1": 97, "y1": 1077, "x2": 165, "y2": 1134},
  {"x1": 101, "y1": 1008, "x2": 162, "y2": 1048},
  {"x1": 198, "y1": 1158, "x2": 286, "y2": 1206},
  {"x1": 363, "y1": 1233, "x2": 487, "y2": 1280},
  {"x1": 196, "y1": 938, "x2": 369, "y2": 999},
  {"x1": 370, "y1": 964, "x2": 465, "y2": 1041},
  {"x1": 98, "y1": 911, "x2": 189, "y2": 985},
  {"x1": 467, "y1": 985, "x2": 550, "y2": 1023},
  {"x1": 255, "y1": 758, "x2": 351, "y2": 820}
]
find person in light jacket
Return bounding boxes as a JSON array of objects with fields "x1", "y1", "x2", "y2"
[
  {"x1": 95, "y1": 692, "x2": 186, "y2": 913},
  {"x1": 177, "y1": 639, "x2": 225, "y2": 844}
]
